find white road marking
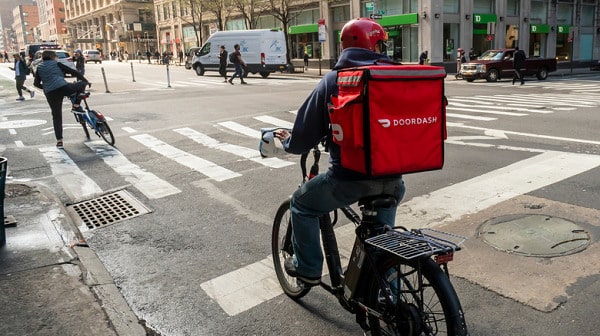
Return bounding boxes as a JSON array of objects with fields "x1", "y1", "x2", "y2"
[
  {"x1": 253, "y1": 115, "x2": 294, "y2": 128},
  {"x1": 446, "y1": 106, "x2": 527, "y2": 116},
  {"x1": 217, "y1": 121, "x2": 261, "y2": 138},
  {"x1": 446, "y1": 113, "x2": 497, "y2": 121},
  {"x1": 85, "y1": 141, "x2": 181, "y2": 199},
  {"x1": 201, "y1": 150, "x2": 600, "y2": 316},
  {"x1": 174, "y1": 127, "x2": 293, "y2": 168},
  {"x1": 122, "y1": 127, "x2": 137, "y2": 133},
  {"x1": 39, "y1": 146, "x2": 103, "y2": 201},
  {"x1": 130, "y1": 133, "x2": 241, "y2": 181},
  {"x1": 14, "y1": 140, "x2": 24, "y2": 147}
]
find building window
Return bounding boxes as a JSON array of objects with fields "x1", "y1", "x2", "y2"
[
  {"x1": 556, "y1": 3, "x2": 573, "y2": 25},
  {"x1": 581, "y1": 4, "x2": 595, "y2": 27},
  {"x1": 332, "y1": 6, "x2": 350, "y2": 23},
  {"x1": 530, "y1": 0, "x2": 547, "y2": 24},
  {"x1": 473, "y1": 0, "x2": 495, "y2": 13},
  {"x1": 443, "y1": 0, "x2": 459, "y2": 14},
  {"x1": 506, "y1": 0, "x2": 519, "y2": 16}
]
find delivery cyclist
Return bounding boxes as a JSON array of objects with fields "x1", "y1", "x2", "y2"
[{"x1": 274, "y1": 18, "x2": 405, "y2": 286}]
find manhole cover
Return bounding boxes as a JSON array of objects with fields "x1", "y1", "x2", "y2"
[
  {"x1": 479, "y1": 214, "x2": 590, "y2": 257},
  {"x1": 67, "y1": 190, "x2": 151, "y2": 231}
]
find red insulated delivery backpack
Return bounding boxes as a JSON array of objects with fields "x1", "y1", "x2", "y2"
[{"x1": 328, "y1": 64, "x2": 447, "y2": 176}]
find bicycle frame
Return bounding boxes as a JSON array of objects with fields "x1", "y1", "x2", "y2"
[
  {"x1": 69, "y1": 92, "x2": 103, "y2": 132},
  {"x1": 284, "y1": 147, "x2": 468, "y2": 334}
]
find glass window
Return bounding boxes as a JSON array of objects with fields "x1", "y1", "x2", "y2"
[
  {"x1": 530, "y1": 0, "x2": 547, "y2": 24},
  {"x1": 579, "y1": 34, "x2": 593, "y2": 60},
  {"x1": 332, "y1": 6, "x2": 350, "y2": 23},
  {"x1": 293, "y1": 9, "x2": 318, "y2": 26},
  {"x1": 556, "y1": 3, "x2": 573, "y2": 25},
  {"x1": 444, "y1": 0, "x2": 459, "y2": 14},
  {"x1": 581, "y1": 4, "x2": 595, "y2": 26},
  {"x1": 506, "y1": 0, "x2": 519, "y2": 16},
  {"x1": 172, "y1": 3, "x2": 177, "y2": 18},
  {"x1": 443, "y1": 23, "x2": 460, "y2": 61},
  {"x1": 473, "y1": 0, "x2": 494, "y2": 13}
]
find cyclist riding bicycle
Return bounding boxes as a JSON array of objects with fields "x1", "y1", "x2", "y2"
[
  {"x1": 274, "y1": 18, "x2": 405, "y2": 286},
  {"x1": 34, "y1": 49, "x2": 89, "y2": 148}
]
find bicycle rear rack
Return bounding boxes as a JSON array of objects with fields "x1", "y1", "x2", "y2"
[{"x1": 365, "y1": 228, "x2": 467, "y2": 260}]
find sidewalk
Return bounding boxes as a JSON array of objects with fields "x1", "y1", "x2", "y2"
[{"x1": 0, "y1": 181, "x2": 146, "y2": 336}]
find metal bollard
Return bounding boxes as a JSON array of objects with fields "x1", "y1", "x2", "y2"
[
  {"x1": 130, "y1": 62, "x2": 136, "y2": 82},
  {"x1": 0, "y1": 157, "x2": 7, "y2": 247},
  {"x1": 101, "y1": 67, "x2": 111, "y2": 93},
  {"x1": 166, "y1": 63, "x2": 172, "y2": 88}
]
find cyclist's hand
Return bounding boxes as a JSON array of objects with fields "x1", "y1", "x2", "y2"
[{"x1": 274, "y1": 129, "x2": 291, "y2": 141}]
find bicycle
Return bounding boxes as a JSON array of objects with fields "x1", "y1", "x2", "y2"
[
  {"x1": 69, "y1": 91, "x2": 115, "y2": 146},
  {"x1": 267, "y1": 130, "x2": 469, "y2": 335}
]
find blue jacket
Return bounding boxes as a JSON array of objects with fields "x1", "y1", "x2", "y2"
[
  {"x1": 283, "y1": 48, "x2": 392, "y2": 179},
  {"x1": 33, "y1": 60, "x2": 87, "y2": 93}
]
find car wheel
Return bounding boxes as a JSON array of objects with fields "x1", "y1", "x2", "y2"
[
  {"x1": 259, "y1": 71, "x2": 270, "y2": 78},
  {"x1": 466, "y1": 79, "x2": 475, "y2": 82},
  {"x1": 485, "y1": 69, "x2": 499, "y2": 82},
  {"x1": 194, "y1": 65, "x2": 205, "y2": 76},
  {"x1": 536, "y1": 67, "x2": 548, "y2": 80}
]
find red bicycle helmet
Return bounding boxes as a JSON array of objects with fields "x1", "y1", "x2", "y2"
[{"x1": 340, "y1": 18, "x2": 387, "y2": 51}]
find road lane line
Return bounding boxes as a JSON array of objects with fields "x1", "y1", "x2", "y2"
[
  {"x1": 40, "y1": 147, "x2": 103, "y2": 201},
  {"x1": 85, "y1": 141, "x2": 181, "y2": 199},
  {"x1": 253, "y1": 115, "x2": 294, "y2": 128},
  {"x1": 217, "y1": 121, "x2": 261, "y2": 138},
  {"x1": 130, "y1": 134, "x2": 241, "y2": 181},
  {"x1": 446, "y1": 113, "x2": 497, "y2": 121},
  {"x1": 446, "y1": 107, "x2": 527, "y2": 116},
  {"x1": 201, "y1": 150, "x2": 600, "y2": 316},
  {"x1": 174, "y1": 127, "x2": 293, "y2": 168}
]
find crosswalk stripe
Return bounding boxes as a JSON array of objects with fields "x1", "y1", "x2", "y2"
[
  {"x1": 39, "y1": 147, "x2": 103, "y2": 201},
  {"x1": 217, "y1": 121, "x2": 261, "y2": 138},
  {"x1": 130, "y1": 133, "x2": 241, "y2": 181},
  {"x1": 446, "y1": 113, "x2": 497, "y2": 121},
  {"x1": 201, "y1": 150, "x2": 600, "y2": 316},
  {"x1": 253, "y1": 115, "x2": 294, "y2": 128},
  {"x1": 446, "y1": 106, "x2": 528, "y2": 116},
  {"x1": 174, "y1": 127, "x2": 293, "y2": 168},
  {"x1": 85, "y1": 141, "x2": 181, "y2": 199}
]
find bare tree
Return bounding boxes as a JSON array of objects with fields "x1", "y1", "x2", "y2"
[
  {"x1": 204, "y1": 0, "x2": 234, "y2": 31},
  {"x1": 232, "y1": 0, "x2": 271, "y2": 29},
  {"x1": 268, "y1": 0, "x2": 313, "y2": 64},
  {"x1": 176, "y1": 0, "x2": 205, "y2": 46}
]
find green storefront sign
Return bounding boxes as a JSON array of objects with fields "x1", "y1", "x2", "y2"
[
  {"x1": 288, "y1": 24, "x2": 318, "y2": 35},
  {"x1": 557, "y1": 25, "x2": 570, "y2": 34},
  {"x1": 530, "y1": 24, "x2": 550, "y2": 34},
  {"x1": 473, "y1": 14, "x2": 497, "y2": 24}
]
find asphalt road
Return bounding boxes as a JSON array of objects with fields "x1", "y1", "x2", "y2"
[{"x1": 1, "y1": 61, "x2": 599, "y2": 335}]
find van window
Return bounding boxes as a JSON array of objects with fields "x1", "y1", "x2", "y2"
[{"x1": 199, "y1": 43, "x2": 211, "y2": 56}]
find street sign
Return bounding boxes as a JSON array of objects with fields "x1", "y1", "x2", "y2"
[
  {"x1": 486, "y1": 35, "x2": 494, "y2": 41},
  {"x1": 318, "y1": 19, "x2": 326, "y2": 43},
  {"x1": 365, "y1": 2, "x2": 374, "y2": 10},
  {"x1": 370, "y1": 14, "x2": 383, "y2": 20}
]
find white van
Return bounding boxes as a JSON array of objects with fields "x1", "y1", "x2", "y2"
[{"x1": 191, "y1": 29, "x2": 287, "y2": 78}]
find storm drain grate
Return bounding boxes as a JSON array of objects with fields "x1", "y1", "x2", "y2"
[{"x1": 67, "y1": 190, "x2": 152, "y2": 231}]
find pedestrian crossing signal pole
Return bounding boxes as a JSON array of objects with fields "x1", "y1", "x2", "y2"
[{"x1": 166, "y1": 32, "x2": 172, "y2": 88}]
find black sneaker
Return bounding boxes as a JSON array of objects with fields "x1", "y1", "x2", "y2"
[{"x1": 284, "y1": 257, "x2": 320, "y2": 286}]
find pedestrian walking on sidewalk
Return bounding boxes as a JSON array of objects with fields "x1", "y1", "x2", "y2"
[
  {"x1": 304, "y1": 53, "x2": 309, "y2": 70},
  {"x1": 74, "y1": 49, "x2": 85, "y2": 75},
  {"x1": 9, "y1": 53, "x2": 34, "y2": 101},
  {"x1": 228, "y1": 44, "x2": 247, "y2": 85}
]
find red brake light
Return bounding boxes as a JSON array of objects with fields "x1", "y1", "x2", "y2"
[{"x1": 261, "y1": 52, "x2": 265, "y2": 65}]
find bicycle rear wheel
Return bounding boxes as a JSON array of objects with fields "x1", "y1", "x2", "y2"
[
  {"x1": 366, "y1": 257, "x2": 468, "y2": 336},
  {"x1": 271, "y1": 199, "x2": 311, "y2": 299}
]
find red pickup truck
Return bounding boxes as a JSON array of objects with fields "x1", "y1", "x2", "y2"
[{"x1": 460, "y1": 49, "x2": 557, "y2": 82}]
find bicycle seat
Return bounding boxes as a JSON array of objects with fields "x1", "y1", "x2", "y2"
[{"x1": 358, "y1": 195, "x2": 397, "y2": 210}]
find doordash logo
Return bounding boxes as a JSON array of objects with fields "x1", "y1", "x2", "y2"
[{"x1": 377, "y1": 116, "x2": 438, "y2": 128}]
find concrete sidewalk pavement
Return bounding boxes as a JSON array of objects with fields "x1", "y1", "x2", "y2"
[{"x1": 0, "y1": 182, "x2": 146, "y2": 336}]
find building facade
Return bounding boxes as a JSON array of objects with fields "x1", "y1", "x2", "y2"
[
  {"x1": 12, "y1": 4, "x2": 40, "y2": 50},
  {"x1": 151, "y1": 0, "x2": 599, "y2": 69},
  {"x1": 63, "y1": 0, "x2": 156, "y2": 57}
]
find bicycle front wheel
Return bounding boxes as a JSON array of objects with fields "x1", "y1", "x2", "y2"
[
  {"x1": 96, "y1": 121, "x2": 115, "y2": 146},
  {"x1": 366, "y1": 257, "x2": 468, "y2": 336},
  {"x1": 271, "y1": 199, "x2": 311, "y2": 300}
]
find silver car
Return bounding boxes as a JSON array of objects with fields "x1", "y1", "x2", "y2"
[
  {"x1": 31, "y1": 49, "x2": 76, "y2": 75},
  {"x1": 83, "y1": 50, "x2": 102, "y2": 63}
]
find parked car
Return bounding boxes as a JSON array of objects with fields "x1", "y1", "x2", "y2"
[
  {"x1": 185, "y1": 47, "x2": 200, "y2": 69},
  {"x1": 24, "y1": 42, "x2": 60, "y2": 64},
  {"x1": 591, "y1": 59, "x2": 600, "y2": 71},
  {"x1": 30, "y1": 49, "x2": 76, "y2": 76},
  {"x1": 82, "y1": 50, "x2": 102, "y2": 63},
  {"x1": 460, "y1": 49, "x2": 557, "y2": 82}
]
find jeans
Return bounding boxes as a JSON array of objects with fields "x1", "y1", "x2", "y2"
[
  {"x1": 45, "y1": 81, "x2": 88, "y2": 140},
  {"x1": 290, "y1": 172, "x2": 405, "y2": 278},
  {"x1": 230, "y1": 63, "x2": 244, "y2": 82}
]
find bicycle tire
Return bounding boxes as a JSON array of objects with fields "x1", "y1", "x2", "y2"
[
  {"x1": 80, "y1": 120, "x2": 90, "y2": 139},
  {"x1": 365, "y1": 257, "x2": 468, "y2": 336},
  {"x1": 271, "y1": 199, "x2": 311, "y2": 300},
  {"x1": 96, "y1": 120, "x2": 115, "y2": 146}
]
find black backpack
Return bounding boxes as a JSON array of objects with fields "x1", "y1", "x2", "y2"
[{"x1": 229, "y1": 52, "x2": 237, "y2": 63}]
